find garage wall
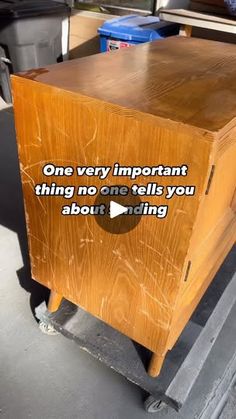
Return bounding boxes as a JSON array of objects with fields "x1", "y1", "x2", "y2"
[{"x1": 69, "y1": 10, "x2": 117, "y2": 59}]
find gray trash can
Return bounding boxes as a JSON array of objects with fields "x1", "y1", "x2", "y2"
[{"x1": 0, "y1": 0, "x2": 71, "y2": 73}]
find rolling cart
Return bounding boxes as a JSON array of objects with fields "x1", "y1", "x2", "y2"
[{"x1": 36, "y1": 247, "x2": 236, "y2": 416}]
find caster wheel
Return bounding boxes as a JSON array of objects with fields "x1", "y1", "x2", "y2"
[
  {"x1": 39, "y1": 320, "x2": 59, "y2": 335},
  {"x1": 144, "y1": 395, "x2": 166, "y2": 413}
]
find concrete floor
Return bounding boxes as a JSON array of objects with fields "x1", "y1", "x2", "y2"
[
  {"x1": 0, "y1": 101, "x2": 150, "y2": 419},
  {"x1": 0, "y1": 98, "x2": 235, "y2": 419}
]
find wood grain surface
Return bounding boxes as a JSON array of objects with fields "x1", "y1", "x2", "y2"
[
  {"x1": 12, "y1": 36, "x2": 236, "y2": 375},
  {"x1": 16, "y1": 36, "x2": 236, "y2": 133}
]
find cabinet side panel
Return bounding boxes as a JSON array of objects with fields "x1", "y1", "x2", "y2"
[
  {"x1": 12, "y1": 77, "x2": 211, "y2": 354},
  {"x1": 168, "y1": 140, "x2": 236, "y2": 349}
]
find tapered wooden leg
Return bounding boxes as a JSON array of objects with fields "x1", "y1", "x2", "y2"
[
  {"x1": 148, "y1": 353, "x2": 165, "y2": 378},
  {"x1": 179, "y1": 24, "x2": 192, "y2": 38},
  {"x1": 47, "y1": 290, "x2": 63, "y2": 313}
]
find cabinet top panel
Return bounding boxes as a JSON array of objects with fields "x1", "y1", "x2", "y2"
[{"x1": 14, "y1": 36, "x2": 236, "y2": 133}]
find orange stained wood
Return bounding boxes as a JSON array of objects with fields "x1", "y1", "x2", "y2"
[{"x1": 12, "y1": 36, "x2": 236, "y2": 376}]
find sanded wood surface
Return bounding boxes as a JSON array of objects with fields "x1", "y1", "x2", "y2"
[{"x1": 12, "y1": 37, "x2": 236, "y2": 376}]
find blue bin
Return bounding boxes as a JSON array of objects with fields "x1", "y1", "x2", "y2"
[{"x1": 98, "y1": 15, "x2": 179, "y2": 53}]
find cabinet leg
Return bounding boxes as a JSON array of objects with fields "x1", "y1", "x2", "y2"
[
  {"x1": 47, "y1": 290, "x2": 63, "y2": 313},
  {"x1": 148, "y1": 353, "x2": 165, "y2": 378},
  {"x1": 179, "y1": 24, "x2": 192, "y2": 38}
]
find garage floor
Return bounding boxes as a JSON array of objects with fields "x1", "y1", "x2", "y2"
[{"x1": 0, "y1": 99, "x2": 235, "y2": 419}]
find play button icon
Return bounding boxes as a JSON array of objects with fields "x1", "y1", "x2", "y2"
[
  {"x1": 110, "y1": 201, "x2": 127, "y2": 219},
  {"x1": 94, "y1": 185, "x2": 142, "y2": 235}
]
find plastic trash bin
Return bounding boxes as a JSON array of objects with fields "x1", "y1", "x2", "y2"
[
  {"x1": 98, "y1": 15, "x2": 179, "y2": 53},
  {"x1": 0, "y1": 0, "x2": 70, "y2": 73}
]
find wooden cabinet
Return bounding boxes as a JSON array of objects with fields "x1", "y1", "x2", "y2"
[{"x1": 12, "y1": 36, "x2": 236, "y2": 377}]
